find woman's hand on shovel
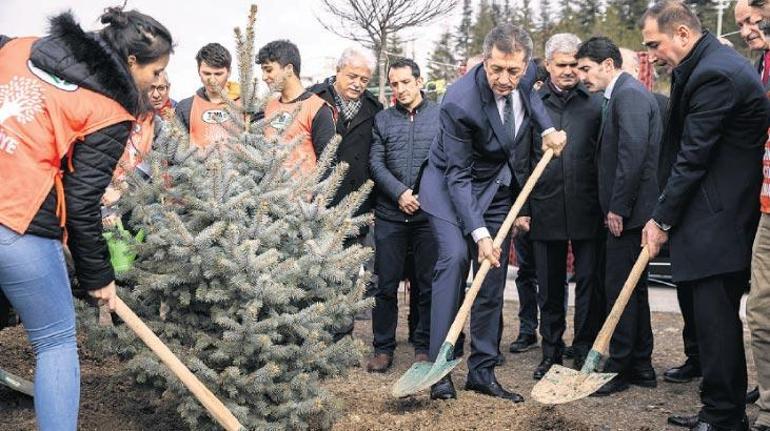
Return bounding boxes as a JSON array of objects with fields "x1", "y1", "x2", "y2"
[{"x1": 89, "y1": 281, "x2": 117, "y2": 311}]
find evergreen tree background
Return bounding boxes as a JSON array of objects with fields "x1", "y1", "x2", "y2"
[
  {"x1": 79, "y1": 5, "x2": 373, "y2": 430},
  {"x1": 426, "y1": 0, "x2": 748, "y2": 90}
]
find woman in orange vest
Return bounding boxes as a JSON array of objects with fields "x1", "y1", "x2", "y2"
[{"x1": 0, "y1": 7, "x2": 172, "y2": 430}]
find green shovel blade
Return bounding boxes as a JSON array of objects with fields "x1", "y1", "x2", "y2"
[{"x1": 391, "y1": 341, "x2": 462, "y2": 398}]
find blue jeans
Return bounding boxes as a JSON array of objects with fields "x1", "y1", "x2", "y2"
[{"x1": 0, "y1": 225, "x2": 79, "y2": 431}]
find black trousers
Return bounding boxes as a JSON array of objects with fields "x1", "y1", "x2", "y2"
[
  {"x1": 535, "y1": 238, "x2": 604, "y2": 360},
  {"x1": 372, "y1": 217, "x2": 436, "y2": 355},
  {"x1": 675, "y1": 283, "x2": 700, "y2": 365},
  {"x1": 680, "y1": 271, "x2": 748, "y2": 428},
  {"x1": 603, "y1": 228, "x2": 654, "y2": 375},
  {"x1": 513, "y1": 232, "x2": 539, "y2": 336}
]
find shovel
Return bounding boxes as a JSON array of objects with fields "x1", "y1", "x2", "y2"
[
  {"x1": 0, "y1": 367, "x2": 34, "y2": 397},
  {"x1": 531, "y1": 247, "x2": 651, "y2": 404},
  {"x1": 113, "y1": 296, "x2": 245, "y2": 431},
  {"x1": 392, "y1": 148, "x2": 556, "y2": 398}
]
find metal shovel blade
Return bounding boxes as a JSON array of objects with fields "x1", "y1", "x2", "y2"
[
  {"x1": 531, "y1": 364, "x2": 617, "y2": 404},
  {"x1": 0, "y1": 367, "x2": 34, "y2": 397},
  {"x1": 391, "y1": 341, "x2": 461, "y2": 398}
]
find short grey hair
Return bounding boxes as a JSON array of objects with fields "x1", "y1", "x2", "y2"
[
  {"x1": 157, "y1": 70, "x2": 170, "y2": 85},
  {"x1": 544, "y1": 33, "x2": 582, "y2": 61},
  {"x1": 336, "y1": 46, "x2": 377, "y2": 73},
  {"x1": 483, "y1": 24, "x2": 533, "y2": 63}
]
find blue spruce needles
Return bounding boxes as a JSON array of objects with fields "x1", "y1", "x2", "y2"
[{"x1": 81, "y1": 5, "x2": 374, "y2": 430}]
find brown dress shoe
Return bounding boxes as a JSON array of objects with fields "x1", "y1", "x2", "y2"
[
  {"x1": 415, "y1": 353, "x2": 429, "y2": 362},
  {"x1": 366, "y1": 353, "x2": 393, "y2": 373}
]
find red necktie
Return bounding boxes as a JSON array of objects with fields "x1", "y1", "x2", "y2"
[{"x1": 762, "y1": 51, "x2": 770, "y2": 85}]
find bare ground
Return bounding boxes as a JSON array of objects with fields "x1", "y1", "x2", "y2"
[{"x1": 0, "y1": 299, "x2": 759, "y2": 430}]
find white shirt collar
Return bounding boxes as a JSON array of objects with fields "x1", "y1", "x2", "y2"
[{"x1": 604, "y1": 71, "x2": 623, "y2": 100}]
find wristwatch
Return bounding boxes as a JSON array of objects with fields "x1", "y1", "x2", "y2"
[{"x1": 653, "y1": 219, "x2": 671, "y2": 232}]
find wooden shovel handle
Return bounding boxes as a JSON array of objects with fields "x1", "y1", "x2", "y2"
[
  {"x1": 445, "y1": 149, "x2": 555, "y2": 345},
  {"x1": 591, "y1": 247, "x2": 651, "y2": 356},
  {"x1": 114, "y1": 296, "x2": 244, "y2": 431}
]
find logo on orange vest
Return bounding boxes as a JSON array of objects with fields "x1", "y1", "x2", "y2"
[
  {"x1": 201, "y1": 109, "x2": 230, "y2": 124},
  {"x1": 27, "y1": 61, "x2": 78, "y2": 92},
  {"x1": 0, "y1": 76, "x2": 45, "y2": 155},
  {"x1": 0, "y1": 129, "x2": 19, "y2": 155},
  {"x1": 269, "y1": 112, "x2": 293, "y2": 132}
]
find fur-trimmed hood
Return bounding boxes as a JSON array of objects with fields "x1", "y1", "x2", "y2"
[{"x1": 29, "y1": 11, "x2": 143, "y2": 116}]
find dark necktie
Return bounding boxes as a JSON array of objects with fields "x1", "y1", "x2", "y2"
[
  {"x1": 504, "y1": 94, "x2": 516, "y2": 137},
  {"x1": 601, "y1": 97, "x2": 609, "y2": 125}
]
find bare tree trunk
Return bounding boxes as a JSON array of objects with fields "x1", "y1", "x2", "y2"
[{"x1": 378, "y1": 51, "x2": 388, "y2": 105}]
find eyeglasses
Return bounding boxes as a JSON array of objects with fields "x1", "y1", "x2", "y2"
[{"x1": 149, "y1": 85, "x2": 169, "y2": 94}]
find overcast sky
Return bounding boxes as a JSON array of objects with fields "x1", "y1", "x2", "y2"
[{"x1": 0, "y1": 0, "x2": 459, "y2": 100}]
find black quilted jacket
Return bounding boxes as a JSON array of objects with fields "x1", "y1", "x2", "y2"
[{"x1": 369, "y1": 98, "x2": 439, "y2": 223}]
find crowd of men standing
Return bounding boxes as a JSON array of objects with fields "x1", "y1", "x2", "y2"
[{"x1": 123, "y1": 1, "x2": 770, "y2": 429}]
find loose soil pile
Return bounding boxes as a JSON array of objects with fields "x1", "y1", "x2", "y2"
[{"x1": 0, "y1": 300, "x2": 758, "y2": 430}]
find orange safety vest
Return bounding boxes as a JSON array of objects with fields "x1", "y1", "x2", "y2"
[
  {"x1": 114, "y1": 114, "x2": 154, "y2": 182},
  {"x1": 263, "y1": 94, "x2": 328, "y2": 174},
  {"x1": 189, "y1": 94, "x2": 238, "y2": 149},
  {"x1": 0, "y1": 37, "x2": 134, "y2": 235}
]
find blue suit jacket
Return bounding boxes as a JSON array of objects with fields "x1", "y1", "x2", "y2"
[{"x1": 419, "y1": 62, "x2": 550, "y2": 235}]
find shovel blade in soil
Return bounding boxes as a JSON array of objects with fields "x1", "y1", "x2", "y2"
[
  {"x1": 391, "y1": 342, "x2": 461, "y2": 398},
  {"x1": 531, "y1": 365, "x2": 616, "y2": 404},
  {"x1": 0, "y1": 367, "x2": 33, "y2": 397}
]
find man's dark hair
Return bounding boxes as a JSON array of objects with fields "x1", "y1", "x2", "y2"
[
  {"x1": 750, "y1": 0, "x2": 766, "y2": 6},
  {"x1": 387, "y1": 58, "x2": 421, "y2": 79},
  {"x1": 483, "y1": 23, "x2": 533, "y2": 62},
  {"x1": 640, "y1": 0, "x2": 703, "y2": 34},
  {"x1": 256, "y1": 40, "x2": 302, "y2": 76},
  {"x1": 195, "y1": 43, "x2": 232, "y2": 70},
  {"x1": 532, "y1": 57, "x2": 548, "y2": 83},
  {"x1": 576, "y1": 36, "x2": 623, "y2": 69}
]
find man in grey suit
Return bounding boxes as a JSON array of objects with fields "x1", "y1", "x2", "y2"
[{"x1": 576, "y1": 36, "x2": 662, "y2": 396}]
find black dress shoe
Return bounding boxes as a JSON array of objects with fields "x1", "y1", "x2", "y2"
[
  {"x1": 690, "y1": 418, "x2": 749, "y2": 431},
  {"x1": 628, "y1": 369, "x2": 657, "y2": 388},
  {"x1": 465, "y1": 377, "x2": 524, "y2": 403},
  {"x1": 663, "y1": 361, "x2": 701, "y2": 383},
  {"x1": 748, "y1": 386, "x2": 760, "y2": 404},
  {"x1": 573, "y1": 351, "x2": 587, "y2": 370},
  {"x1": 495, "y1": 354, "x2": 506, "y2": 366},
  {"x1": 533, "y1": 357, "x2": 560, "y2": 380},
  {"x1": 667, "y1": 414, "x2": 699, "y2": 428},
  {"x1": 563, "y1": 345, "x2": 575, "y2": 359},
  {"x1": 509, "y1": 333, "x2": 538, "y2": 353},
  {"x1": 590, "y1": 377, "x2": 630, "y2": 396},
  {"x1": 430, "y1": 375, "x2": 456, "y2": 400}
]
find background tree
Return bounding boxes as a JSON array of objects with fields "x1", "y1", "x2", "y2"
[
  {"x1": 428, "y1": 30, "x2": 459, "y2": 81},
  {"x1": 317, "y1": 0, "x2": 458, "y2": 104}
]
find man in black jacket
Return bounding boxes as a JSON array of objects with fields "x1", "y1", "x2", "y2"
[
  {"x1": 366, "y1": 58, "x2": 438, "y2": 373},
  {"x1": 642, "y1": 2, "x2": 770, "y2": 429},
  {"x1": 576, "y1": 36, "x2": 662, "y2": 396},
  {"x1": 309, "y1": 46, "x2": 382, "y2": 338},
  {"x1": 516, "y1": 33, "x2": 605, "y2": 379},
  {"x1": 309, "y1": 47, "x2": 383, "y2": 219}
]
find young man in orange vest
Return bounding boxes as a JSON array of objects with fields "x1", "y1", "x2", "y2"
[
  {"x1": 176, "y1": 43, "x2": 240, "y2": 149},
  {"x1": 257, "y1": 39, "x2": 335, "y2": 174}
]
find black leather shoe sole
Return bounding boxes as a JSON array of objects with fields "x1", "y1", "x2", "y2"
[
  {"x1": 629, "y1": 377, "x2": 657, "y2": 388},
  {"x1": 663, "y1": 373, "x2": 699, "y2": 384},
  {"x1": 509, "y1": 341, "x2": 538, "y2": 353},
  {"x1": 748, "y1": 386, "x2": 760, "y2": 404},
  {"x1": 667, "y1": 414, "x2": 698, "y2": 428}
]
